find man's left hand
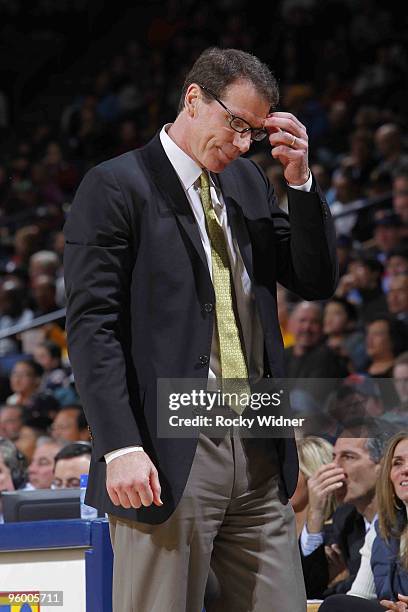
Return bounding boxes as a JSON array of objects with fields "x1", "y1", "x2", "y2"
[{"x1": 264, "y1": 112, "x2": 309, "y2": 186}]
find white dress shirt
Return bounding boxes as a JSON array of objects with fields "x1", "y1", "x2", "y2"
[
  {"x1": 347, "y1": 518, "x2": 377, "y2": 600},
  {"x1": 105, "y1": 124, "x2": 312, "y2": 463}
]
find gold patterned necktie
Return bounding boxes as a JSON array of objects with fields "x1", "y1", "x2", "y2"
[{"x1": 199, "y1": 170, "x2": 249, "y2": 415}]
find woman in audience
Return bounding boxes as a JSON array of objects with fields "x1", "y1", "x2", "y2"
[
  {"x1": 320, "y1": 432, "x2": 408, "y2": 611},
  {"x1": 6, "y1": 359, "x2": 43, "y2": 407},
  {"x1": 365, "y1": 317, "x2": 408, "y2": 408},
  {"x1": 290, "y1": 436, "x2": 336, "y2": 535},
  {"x1": 366, "y1": 317, "x2": 407, "y2": 379}
]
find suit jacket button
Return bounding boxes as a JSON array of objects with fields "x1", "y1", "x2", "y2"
[
  {"x1": 204, "y1": 303, "x2": 214, "y2": 313},
  {"x1": 199, "y1": 355, "x2": 209, "y2": 365}
]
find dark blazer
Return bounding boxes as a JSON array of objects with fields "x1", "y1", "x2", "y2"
[
  {"x1": 63, "y1": 133, "x2": 338, "y2": 524},
  {"x1": 300, "y1": 504, "x2": 366, "y2": 599}
]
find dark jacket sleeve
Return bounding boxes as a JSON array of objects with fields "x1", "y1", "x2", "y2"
[
  {"x1": 300, "y1": 505, "x2": 364, "y2": 599},
  {"x1": 250, "y1": 161, "x2": 338, "y2": 300},
  {"x1": 63, "y1": 164, "x2": 143, "y2": 461},
  {"x1": 300, "y1": 541, "x2": 330, "y2": 599}
]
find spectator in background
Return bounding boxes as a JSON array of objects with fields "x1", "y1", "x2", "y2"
[
  {"x1": 28, "y1": 249, "x2": 65, "y2": 310},
  {"x1": 379, "y1": 350, "x2": 408, "y2": 429},
  {"x1": 50, "y1": 405, "x2": 89, "y2": 444},
  {"x1": 31, "y1": 275, "x2": 59, "y2": 318},
  {"x1": 393, "y1": 352, "x2": 408, "y2": 408},
  {"x1": 0, "y1": 437, "x2": 29, "y2": 523},
  {"x1": 370, "y1": 209, "x2": 403, "y2": 264},
  {"x1": 42, "y1": 141, "x2": 79, "y2": 197},
  {"x1": 386, "y1": 274, "x2": 408, "y2": 326},
  {"x1": 342, "y1": 129, "x2": 376, "y2": 190},
  {"x1": 28, "y1": 250, "x2": 60, "y2": 283},
  {"x1": 319, "y1": 432, "x2": 408, "y2": 611},
  {"x1": 285, "y1": 302, "x2": 348, "y2": 379},
  {"x1": 385, "y1": 247, "x2": 408, "y2": 277},
  {"x1": 330, "y1": 167, "x2": 364, "y2": 240},
  {"x1": 290, "y1": 436, "x2": 335, "y2": 536},
  {"x1": 385, "y1": 352, "x2": 408, "y2": 432},
  {"x1": 373, "y1": 124, "x2": 408, "y2": 176},
  {"x1": 5, "y1": 359, "x2": 60, "y2": 420},
  {"x1": 316, "y1": 100, "x2": 350, "y2": 167},
  {"x1": 52, "y1": 441, "x2": 91, "y2": 489},
  {"x1": 300, "y1": 428, "x2": 389, "y2": 600},
  {"x1": 7, "y1": 359, "x2": 42, "y2": 407},
  {"x1": 0, "y1": 404, "x2": 24, "y2": 441},
  {"x1": 0, "y1": 277, "x2": 33, "y2": 356},
  {"x1": 366, "y1": 316, "x2": 408, "y2": 379},
  {"x1": 392, "y1": 168, "x2": 408, "y2": 240},
  {"x1": 15, "y1": 416, "x2": 53, "y2": 462},
  {"x1": 28, "y1": 437, "x2": 64, "y2": 489},
  {"x1": 310, "y1": 163, "x2": 334, "y2": 204},
  {"x1": 33, "y1": 340, "x2": 76, "y2": 405},
  {"x1": 323, "y1": 297, "x2": 364, "y2": 370},
  {"x1": 336, "y1": 234, "x2": 353, "y2": 278},
  {"x1": 336, "y1": 255, "x2": 387, "y2": 323},
  {"x1": 324, "y1": 381, "x2": 385, "y2": 439},
  {"x1": 383, "y1": 247, "x2": 408, "y2": 292},
  {"x1": 5, "y1": 226, "x2": 41, "y2": 276}
]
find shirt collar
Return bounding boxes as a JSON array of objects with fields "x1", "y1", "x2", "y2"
[
  {"x1": 160, "y1": 124, "x2": 202, "y2": 190},
  {"x1": 159, "y1": 124, "x2": 221, "y2": 199}
]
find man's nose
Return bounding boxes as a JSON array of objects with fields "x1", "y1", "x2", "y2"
[{"x1": 233, "y1": 131, "x2": 251, "y2": 153}]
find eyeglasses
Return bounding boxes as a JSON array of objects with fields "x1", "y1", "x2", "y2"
[{"x1": 198, "y1": 84, "x2": 268, "y2": 142}]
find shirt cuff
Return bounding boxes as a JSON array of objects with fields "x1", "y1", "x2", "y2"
[
  {"x1": 288, "y1": 171, "x2": 312, "y2": 192},
  {"x1": 300, "y1": 523, "x2": 324, "y2": 556},
  {"x1": 105, "y1": 446, "x2": 144, "y2": 463}
]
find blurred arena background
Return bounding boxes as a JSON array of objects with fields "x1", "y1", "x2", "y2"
[{"x1": 0, "y1": 1, "x2": 407, "y2": 607}]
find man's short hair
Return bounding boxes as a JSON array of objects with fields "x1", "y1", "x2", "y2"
[
  {"x1": 326, "y1": 297, "x2": 358, "y2": 322},
  {"x1": 54, "y1": 441, "x2": 91, "y2": 464},
  {"x1": 177, "y1": 47, "x2": 279, "y2": 114},
  {"x1": 338, "y1": 417, "x2": 393, "y2": 463},
  {"x1": 0, "y1": 404, "x2": 24, "y2": 417}
]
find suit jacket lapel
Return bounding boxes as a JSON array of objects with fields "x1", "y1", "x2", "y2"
[
  {"x1": 215, "y1": 169, "x2": 254, "y2": 281},
  {"x1": 139, "y1": 134, "x2": 255, "y2": 282},
  {"x1": 139, "y1": 134, "x2": 209, "y2": 273}
]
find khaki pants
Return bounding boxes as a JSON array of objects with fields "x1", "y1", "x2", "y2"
[{"x1": 109, "y1": 431, "x2": 306, "y2": 612}]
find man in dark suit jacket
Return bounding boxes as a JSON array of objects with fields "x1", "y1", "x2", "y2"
[
  {"x1": 300, "y1": 433, "x2": 389, "y2": 600},
  {"x1": 301, "y1": 504, "x2": 366, "y2": 599},
  {"x1": 63, "y1": 47, "x2": 338, "y2": 612}
]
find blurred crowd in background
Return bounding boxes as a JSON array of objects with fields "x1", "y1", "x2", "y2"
[{"x1": 0, "y1": 0, "x2": 407, "y2": 603}]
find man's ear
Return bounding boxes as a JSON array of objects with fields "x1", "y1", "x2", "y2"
[{"x1": 185, "y1": 83, "x2": 201, "y2": 117}]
